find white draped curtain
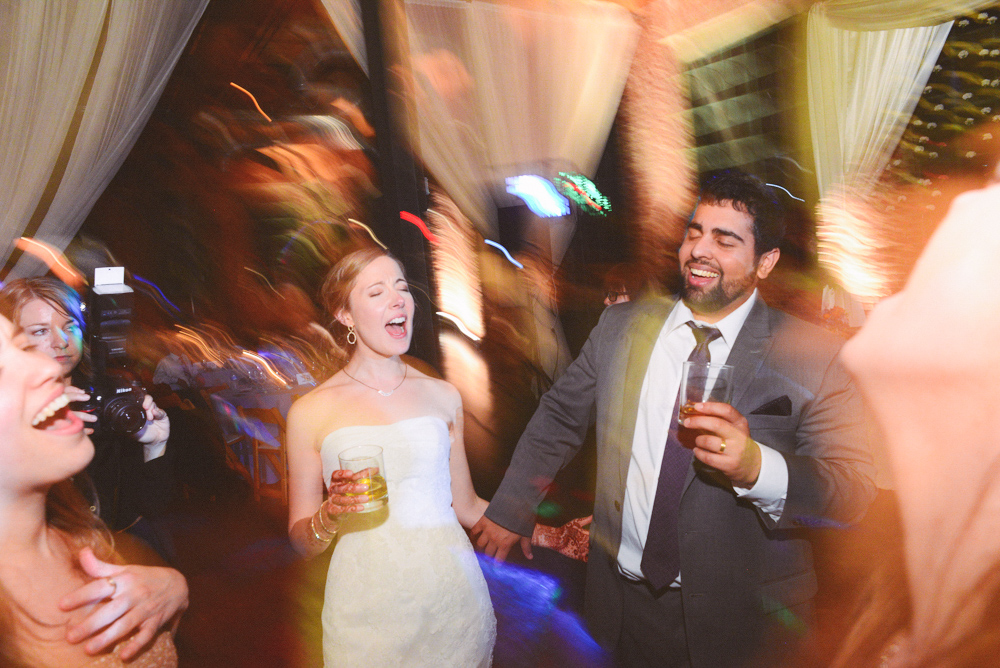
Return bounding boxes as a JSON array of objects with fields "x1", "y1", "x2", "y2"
[
  {"x1": 405, "y1": 0, "x2": 638, "y2": 239},
  {"x1": 0, "y1": 0, "x2": 209, "y2": 277},
  {"x1": 319, "y1": 0, "x2": 367, "y2": 75},
  {"x1": 319, "y1": 0, "x2": 638, "y2": 239},
  {"x1": 807, "y1": 0, "x2": 995, "y2": 303}
]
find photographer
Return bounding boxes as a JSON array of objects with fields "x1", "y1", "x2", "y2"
[{"x1": 0, "y1": 277, "x2": 175, "y2": 560}]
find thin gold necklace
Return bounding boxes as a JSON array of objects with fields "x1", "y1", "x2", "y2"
[{"x1": 342, "y1": 364, "x2": 407, "y2": 397}]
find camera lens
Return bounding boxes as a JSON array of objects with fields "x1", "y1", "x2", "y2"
[{"x1": 103, "y1": 396, "x2": 146, "y2": 435}]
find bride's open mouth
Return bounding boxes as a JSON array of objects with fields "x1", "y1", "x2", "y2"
[{"x1": 386, "y1": 316, "x2": 407, "y2": 338}]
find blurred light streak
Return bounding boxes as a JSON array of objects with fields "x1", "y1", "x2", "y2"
[
  {"x1": 399, "y1": 211, "x2": 438, "y2": 244},
  {"x1": 427, "y1": 194, "x2": 491, "y2": 474},
  {"x1": 428, "y1": 190, "x2": 485, "y2": 342},
  {"x1": 424, "y1": 208, "x2": 459, "y2": 236},
  {"x1": 440, "y1": 331, "x2": 492, "y2": 448},
  {"x1": 505, "y1": 175, "x2": 571, "y2": 217},
  {"x1": 295, "y1": 115, "x2": 363, "y2": 150},
  {"x1": 244, "y1": 267, "x2": 285, "y2": 297},
  {"x1": 816, "y1": 192, "x2": 892, "y2": 306},
  {"x1": 484, "y1": 239, "x2": 524, "y2": 269},
  {"x1": 400, "y1": 211, "x2": 440, "y2": 244},
  {"x1": 241, "y1": 350, "x2": 291, "y2": 387},
  {"x1": 15, "y1": 238, "x2": 85, "y2": 289},
  {"x1": 558, "y1": 179, "x2": 602, "y2": 212},
  {"x1": 132, "y1": 274, "x2": 182, "y2": 314},
  {"x1": 229, "y1": 82, "x2": 273, "y2": 122},
  {"x1": 215, "y1": 397, "x2": 280, "y2": 448},
  {"x1": 436, "y1": 311, "x2": 481, "y2": 342},
  {"x1": 765, "y1": 183, "x2": 805, "y2": 202},
  {"x1": 555, "y1": 172, "x2": 610, "y2": 215},
  {"x1": 347, "y1": 218, "x2": 387, "y2": 248},
  {"x1": 176, "y1": 326, "x2": 226, "y2": 366}
]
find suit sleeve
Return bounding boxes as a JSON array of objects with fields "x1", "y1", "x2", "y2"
[
  {"x1": 484, "y1": 307, "x2": 613, "y2": 537},
  {"x1": 775, "y1": 347, "x2": 877, "y2": 530}
]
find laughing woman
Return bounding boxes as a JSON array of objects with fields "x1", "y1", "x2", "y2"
[
  {"x1": 286, "y1": 247, "x2": 496, "y2": 667},
  {"x1": 0, "y1": 313, "x2": 186, "y2": 667}
]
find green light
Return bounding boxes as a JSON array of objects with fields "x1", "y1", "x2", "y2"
[{"x1": 553, "y1": 172, "x2": 611, "y2": 216}]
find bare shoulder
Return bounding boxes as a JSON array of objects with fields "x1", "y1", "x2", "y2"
[
  {"x1": 404, "y1": 367, "x2": 462, "y2": 414},
  {"x1": 287, "y1": 375, "x2": 352, "y2": 436}
]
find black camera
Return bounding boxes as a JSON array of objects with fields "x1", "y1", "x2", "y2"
[{"x1": 77, "y1": 268, "x2": 147, "y2": 437}]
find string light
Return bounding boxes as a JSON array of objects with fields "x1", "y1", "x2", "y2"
[
  {"x1": 484, "y1": 239, "x2": 523, "y2": 268},
  {"x1": 435, "y1": 311, "x2": 482, "y2": 342},
  {"x1": 229, "y1": 82, "x2": 272, "y2": 122},
  {"x1": 400, "y1": 211, "x2": 440, "y2": 244},
  {"x1": 554, "y1": 172, "x2": 610, "y2": 215}
]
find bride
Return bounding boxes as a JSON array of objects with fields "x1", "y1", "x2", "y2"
[{"x1": 286, "y1": 247, "x2": 496, "y2": 667}]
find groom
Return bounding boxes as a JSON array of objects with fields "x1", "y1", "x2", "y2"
[{"x1": 473, "y1": 169, "x2": 877, "y2": 667}]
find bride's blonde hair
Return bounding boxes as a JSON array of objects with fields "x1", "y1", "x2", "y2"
[{"x1": 319, "y1": 246, "x2": 405, "y2": 366}]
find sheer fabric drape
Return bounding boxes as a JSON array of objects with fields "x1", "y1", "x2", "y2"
[
  {"x1": 319, "y1": 0, "x2": 368, "y2": 75},
  {"x1": 0, "y1": 0, "x2": 208, "y2": 276},
  {"x1": 820, "y1": 0, "x2": 996, "y2": 30},
  {"x1": 355, "y1": 0, "x2": 638, "y2": 238},
  {"x1": 807, "y1": 0, "x2": 991, "y2": 302},
  {"x1": 807, "y1": 8, "x2": 950, "y2": 200}
]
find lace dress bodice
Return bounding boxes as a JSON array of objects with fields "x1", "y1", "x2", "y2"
[{"x1": 318, "y1": 416, "x2": 495, "y2": 668}]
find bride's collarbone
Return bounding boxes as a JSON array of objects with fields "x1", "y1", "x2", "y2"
[{"x1": 321, "y1": 413, "x2": 451, "y2": 435}]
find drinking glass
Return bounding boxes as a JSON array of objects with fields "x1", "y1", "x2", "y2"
[
  {"x1": 679, "y1": 362, "x2": 734, "y2": 420},
  {"x1": 338, "y1": 445, "x2": 388, "y2": 513}
]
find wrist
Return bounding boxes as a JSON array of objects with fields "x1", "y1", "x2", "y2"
[
  {"x1": 735, "y1": 437, "x2": 762, "y2": 487},
  {"x1": 142, "y1": 439, "x2": 168, "y2": 462},
  {"x1": 309, "y1": 513, "x2": 335, "y2": 544},
  {"x1": 313, "y1": 503, "x2": 340, "y2": 539}
]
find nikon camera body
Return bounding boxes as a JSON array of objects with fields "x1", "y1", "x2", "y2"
[{"x1": 78, "y1": 267, "x2": 147, "y2": 437}]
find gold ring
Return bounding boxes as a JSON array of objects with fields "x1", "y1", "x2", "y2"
[
  {"x1": 107, "y1": 577, "x2": 117, "y2": 598},
  {"x1": 719, "y1": 441, "x2": 726, "y2": 453}
]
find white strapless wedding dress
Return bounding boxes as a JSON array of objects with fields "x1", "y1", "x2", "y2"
[{"x1": 319, "y1": 416, "x2": 496, "y2": 667}]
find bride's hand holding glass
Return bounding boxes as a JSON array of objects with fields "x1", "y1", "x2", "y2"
[{"x1": 326, "y1": 469, "x2": 373, "y2": 514}]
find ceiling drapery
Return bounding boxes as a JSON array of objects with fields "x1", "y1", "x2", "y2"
[
  {"x1": 0, "y1": 0, "x2": 209, "y2": 278},
  {"x1": 807, "y1": 0, "x2": 993, "y2": 303},
  {"x1": 321, "y1": 0, "x2": 639, "y2": 240}
]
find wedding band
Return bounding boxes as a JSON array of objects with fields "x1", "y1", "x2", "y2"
[
  {"x1": 719, "y1": 441, "x2": 726, "y2": 453},
  {"x1": 107, "y1": 577, "x2": 117, "y2": 597}
]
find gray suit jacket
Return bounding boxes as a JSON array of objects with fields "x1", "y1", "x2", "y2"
[{"x1": 486, "y1": 294, "x2": 877, "y2": 668}]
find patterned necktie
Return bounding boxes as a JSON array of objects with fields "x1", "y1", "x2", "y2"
[{"x1": 640, "y1": 322, "x2": 722, "y2": 589}]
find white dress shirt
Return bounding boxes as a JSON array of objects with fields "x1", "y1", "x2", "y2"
[{"x1": 617, "y1": 290, "x2": 789, "y2": 582}]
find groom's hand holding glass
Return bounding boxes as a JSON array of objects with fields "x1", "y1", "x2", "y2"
[{"x1": 681, "y1": 402, "x2": 762, "y2": 488}]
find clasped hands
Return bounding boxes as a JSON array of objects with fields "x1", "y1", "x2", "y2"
[{"x1": 680, "y1": 401, "x2": 761, "y2": 488}]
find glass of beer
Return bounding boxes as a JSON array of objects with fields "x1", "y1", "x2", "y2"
[
  {"x1": 338, "y1": 445, "x2": 388, "y2": 513},
  {"x1": 679, "y1": 362, "x2": 734, "y2": 420}
]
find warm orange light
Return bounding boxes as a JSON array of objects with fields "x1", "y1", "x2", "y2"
[
  {"x1": 229, "y1": 82, "x2": 273, "y2": 122},
  {"x1": 15, "y1": 238, "x2": 85, "y2": 290}
]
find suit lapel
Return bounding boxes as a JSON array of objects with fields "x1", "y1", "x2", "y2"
[
  {"x1": 615, "y1": 297, "x2": 674, "y2": 491},
  {"x1": 727, "y1": 298, "x2": 773, "y2": 411}
]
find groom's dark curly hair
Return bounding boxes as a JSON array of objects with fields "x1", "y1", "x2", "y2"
[{"x1": 698, "y1": 169, "x2": 786, "y2": 258}]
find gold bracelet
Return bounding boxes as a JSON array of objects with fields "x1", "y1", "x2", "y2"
[
  {"x1": 316, "y1": 505, "x2": 339, "y2": 535},
  {"x1": 310, "y1": 515, "x2": 333, "y2": 543}
]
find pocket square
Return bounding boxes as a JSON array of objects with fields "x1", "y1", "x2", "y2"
[{"x1": 750, "y1": 395, "x2": 792, "y2": 416}]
